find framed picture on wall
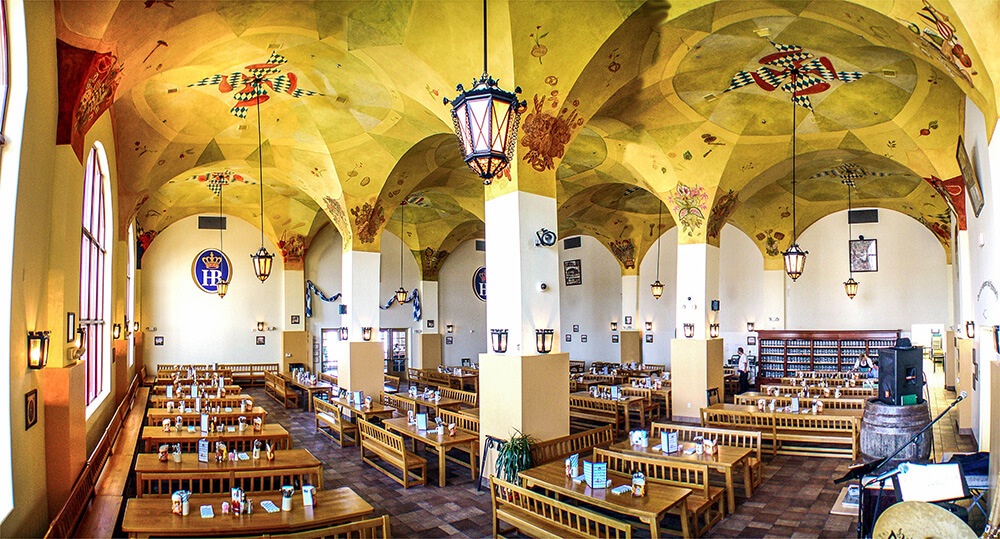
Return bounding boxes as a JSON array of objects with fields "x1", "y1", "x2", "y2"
[
  {"x1": 66, "y1": 312, "x2": 76, "y2": 343},
  {"x1": 290, "y1": 315, "x2": 300, "y2": 325},
  {"x1": 256, "y1": 335, "x2": 265, "y2": 346},
  {"x1": 645, "y1": 334, "x2": 653, "y2": 343},
  {"x1": 612, "y1": 335, "x2": 619, "y2": 343},
  {"x1": 565, "y1": 334, "x2": 572, "y2": 342},
  {"x1": 625, "y1": 316, "x2": 632, "y2": 325},
  {"x1": 581, "y1": 335, "x2": 588, "y2": 343},
  {"x1": 564, "y1": 259, "x2": 582, "y2": 286},
  {"x1": 849, "y1": 238, "x2": 878, "y2": 272},
  {"x1": 747, "y1": 336, "x2": 757, "y2": 345},
  {"x1": 572, "y1": 325, "x2": 580, "y2": 332},
  {"x1": 154, "y1": 336, "x2": 164, "y2": 346},
  {"x1": 445, "y1": 336, "x2": 453, "y2": 345},
  {"x1": 427, "y1": 320, "x2": 435, "y2": 328},
  {"x1": 25, "y1": 389, "x2": 37, "y2": 430},
  {"x1": 957, "y1": 136, "x2": 984, "y2": 217}
]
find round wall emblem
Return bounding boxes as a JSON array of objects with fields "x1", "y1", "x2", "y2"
[
  {"x1": 472, "y1": 266, "x2": 486, "y2": 302},
  {"x1": 192, "y1": 248, "x2": 232, "y2": 294}
]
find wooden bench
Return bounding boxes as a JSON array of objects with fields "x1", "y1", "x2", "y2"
[
  {"x1": 314, "y1": 396, "x2": 359, "y2": 447},
  {"x1": 438, "y1": 387, "x2": 478, "y2": 408},
  {"x1": 490, "y1": 476, "x2": 632, "y2": 539},
  {"x1": 619, "y1": 386, "x2": 660, "y2": 427},
  {"x1": 437, "y1": 409, "x2": 479, "y2": 436},
  {"x1": 149, "y1": 395, "x2": 254, "y2": 409},
  {"x1": 595, "y1": 448, "x2": 724, "y2": 537},
  {"x1": 570, "y1": 396, "x2": 622, "y2": 437},
  {"x1": 220, "y1": 362, "x2": 278, "y2": 387},
  {"x1": 357, "y1": 419, "x2": 427, "y2": 489},
  {"x1": 529, "y1": 425, "x2": 614, "y2": 466},
  {"x1": 569, "y1": 360, "x2": 586, "y2": 374},
  {"x1": 265, "y1": 371, "x2": 299, "y2": 408},
  {"x1": 651, "y1": 422, "x2": 764, "y2": 495},
  {"x1": 381, "y1": 392, "x2": 416, "y2": 417},
  {"x1": 772, "y1": 412, "x2": 859, "y2": 459},
  {"x1": 384, "y1": 374, "x2": 400, "y2": 393},
  {"x1": 734, "y1": 394, "x2": 866, "y2": 410}
]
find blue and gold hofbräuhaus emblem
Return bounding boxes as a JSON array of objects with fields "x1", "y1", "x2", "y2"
[
  {"x1": 472, "y1": 266, "x2": 486, "y2": 302},
  {"x1": 192, "y1": 248, "x2": 232, "y2": 294}
]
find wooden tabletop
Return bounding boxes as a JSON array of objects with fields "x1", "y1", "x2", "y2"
[
  {"x1": 395, "y1": 393, "x2": 464, "y2": 409},
  {"x1": 121, "y1": 488, "x2": 373, "y2": 539},
  {"x1": 146, "y1": 406, "x2": 267, "y2": 425},
  {"x1": 609, "y1": 440, "x2": 750, "y2": 470},
  {"x1": 709, "y1": 402, "x2": 865, "y2": 418},
  {"x1": 141, "y1": 424, "x2": 290, "y2": 451},
  {"x1": 382, "y1": 417, "x2": 477, "y2": 447},
  {"x1": 519, "y1": 459, "x2": 691, "y2": 538},
  {"x1": 570, "y1": 391, "x2": 645, "y2": 406},
  {"x1": 152, "y1": 385, "x2": 243, "y2": 395},
  {"x1": 135, "y1": 448, "x2": 319, "y2": 474},
  {"x1": 281, "y1": 374, "x2": 335, "y2": 392},
  {"x1": 458, "y1": 408, "x2": 479, "y2": 419}
]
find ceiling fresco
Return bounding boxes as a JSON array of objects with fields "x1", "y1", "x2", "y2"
[{"x1": 53, "y1": 0, "x2": 997, "y2": 269}]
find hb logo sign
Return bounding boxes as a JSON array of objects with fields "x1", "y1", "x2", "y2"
[{"x1": 192, "y1": 248, "x2": 232, "y2": 294}]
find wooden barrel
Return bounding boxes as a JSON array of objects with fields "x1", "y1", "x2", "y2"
[{"x1": 860, "y1": 399, "x2": 932, "y2": 467}]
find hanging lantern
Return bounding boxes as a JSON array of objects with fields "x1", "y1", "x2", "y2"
[
  {"x1": 444, "y1": 0, "x2": 525, "y2": 184},
  {"x1": 683, "y1": 323, "x2": 695, "y2": 338},
  {"x1": 395, "y1": 287, "x2": 408, "y2": 304},
  {"x1": 783, "y1": 243, "x2": 808, "y2": 281},
  {"x1": 216, "y1": 278, "x2": 229, "y2": 298},
  {"x1": 746, "y1": 321, "x2": 755, "y2": 332},
  {"x1": 535, "y1": 329, "x2": 554, "y2": 354},
  {"x1": 251, "y1": 247, "x2": 274, "y2": 283},
  {"x1": 650, "y1": 200, "x2": 665, "y2": 299},
  {"x1": 362, "y1": 327, "x2": 373, "y2": 341},
  {"x1": 491, "y1": 329, "x2": 508, "y2": 353},
  {"x1": 27, "y1": 331, "x2": 50, "y2": 369},
  {"x1": 844, "y1": 277, "x2": 859, "y2": 299},
  {"x1": 650, "y1": 280, "x2": 664, "y2": 300}
]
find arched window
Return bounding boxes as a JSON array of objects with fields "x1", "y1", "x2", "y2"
[{"x1": 81, "y1": 143, "x2": 111, "y2": 407}]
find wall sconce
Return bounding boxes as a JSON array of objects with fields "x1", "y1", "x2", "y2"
[
  {"x1": 993, "y1": 326, "x2": 999, "y2": 354},
  {"x1": 133, "y1": 321, "x2": 140, "y2": 333},
  {"x1": 535, "y1": 329, "x2": 554, "y2": 354},
  {"x1": 338, "y1": 326, "x2": 349, "y2": 341},
  {"x1": 746, "y1": 321, "x2": 755, "y2": 332},
  {"x1": 683, "y1": 323, "x2": 695, "y2": 338},
  {"x1": 446, "y1": 324, "x2": 454, "y2": 334},
  {"x1": 610, "y1": 322, "x2": 617, "y2": 332},
  {"x1": 112, "y1": 324, "x2": 122, "y2": 339},
  {"x1": 27, "y1": 331, "x2": 50, "y2": 369},
  {"x1": 256, "y1": 321, "x2": 266, "y2": 332},
  {"x1": 491, "y1": 329, "x2": 508, "y2": 353},
  {"x1": 362, "y1": 327, "x2": 373, "y2": 341},
  {"x1": 709, "y1": 323, "x2": 720, "y2": 339},
  {"x1": 966, "y1": 321, "x2": 975, "y2": 339},
  {"x1": 645, "y1": 321, "x2": 653, "y2": 331},
  {"x1": 73, "y1": 325, "x2": 85, "y2": 349}
]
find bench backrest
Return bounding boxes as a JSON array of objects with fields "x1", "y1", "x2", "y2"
[
  {"x1": 490, "y1": 476, "x2": 631, "y2": 539},
  {"x1": 651, "y1": 422, "x2": 762, "y2": 461},
  {"x1": 700, "y1": 408, "x2": 771, "y2": 432},
  {"x1": 619, "y1": 386, "x2": 653, "y2": 401},
  {"x1": 320, "y1": 372, "x2": 338, "y2": 386},
  {"x1": 772, "y1": 413, "x2": 858, "y2": 434},
  {"x1": 530, "y1": 425, "x2": 613, "y2": 466},
  {"x1": 735, "y1": 394, "x2": 865, "y2": 410},
  {"x1": 593, "y1": 448, "x2": 710, "y2": 498},
  {"x1": 570, "y1": 396, "x2": 619, "y2": 414},
  {"x1": 358, "y1": 418, "x2": 405, "y2": 455},
  {"x1": 381, "y1": 392, "x2": 415, "y2": 415},
  {"x1": 437, "y1": 409, "x2": 479, "y2": 436},
  {"x1": 384, "y1": 374, "x2": 400, "y2": 391},
  {"x1": 439, "y1": 387, "x2": 478, "y2": 407}
]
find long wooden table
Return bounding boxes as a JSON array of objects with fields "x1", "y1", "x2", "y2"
[
  {"x1": 146, "y1": 406, "x2": 268, "y2": 427},
  {"x1": 394, "y1": 392, "x2": 464, "y2": 415},
  {"x1": 735, "y1": 392, "x2": 868, "y2": 409},
  {"x1": 383, "y1": 417, "x2": 478, "y2": 487},
  {"x1": 519, "y1": 459, "x2": 692, "y2": 539},
  {"x1": 141, "y1": 424, "x2": 291, "y2": 452},
  {"x1": 149, "y1": 395, "x2": 254, "y2": 409},
  {"x1": 121, "y1": 487, "x2": 373, "y2": 539},
  {"x1": 710, "y1": 402, "x2": 864, "y2": 418},
  {"x1": 610, "y1": 439, "x2": 752, "y2": 514},
  {"x1": 151, "y1": 385, "x2": 242, "y2": 396},
  {"x1": 760, "y1": 385, "x2": 876, "y2": 398},
  {"x1": 570, "y1": 391, "x2": 646, "y2": 433},
  {"x1": 323, "y1": 396, "x2": 397, "y2": 423},
  {"x1": 280, "y1": 374, "x2": 334, "y2": 411},
  {"x1": 135, "y1": 448, "x2": 323, "y2": 496}
]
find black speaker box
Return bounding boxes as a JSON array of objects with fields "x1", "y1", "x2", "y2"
[{"x1": 877, "y1": 346, "x2": 923, "y2": 405}]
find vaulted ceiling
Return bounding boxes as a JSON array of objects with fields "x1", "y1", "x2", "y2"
[{"x1": 55, "y1": 0, "x2": 997, "y2": 273}]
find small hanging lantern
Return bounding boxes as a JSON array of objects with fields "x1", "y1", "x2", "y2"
[
  {"x1": 535, "y1": 329, "x2": 554, "y2": 354},
  {"x1": 395, "y1": 287, "x2": 408, "y2": 304},
  {"x1": 650, "y1": 280, "x2": 664, "y2": 300},
  {"x1": 27, "y1": 331, "x2": 50, "y2": 369},
  {"x1": 491, "y1": 329, "x2": 508, "y2": 353},
  {"x1": 217, "y1": 278, "x2": 229, "y2": 298},
  {"x1": 610, "y1": 322, "x2": 617, "y2": 332},
  {"x1": 112, "y1": 324, "x2": 122, "y2": 340},
  {"x1": 844, "y1": 277, "x2": 859, "y2": 299},
  {"x1": 966, "y1": 321, "x2": 975, "y2": 339},
  {"x1": 783, "y1": 243, "x2": 808, "y2": 281},
  {"x1": 250, "y1": 247, "x2": 274, "y2": 283}
]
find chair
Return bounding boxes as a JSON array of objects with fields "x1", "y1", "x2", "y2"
[{"x1": 706, "y1": 387, "x2": 721, "y2": 406}]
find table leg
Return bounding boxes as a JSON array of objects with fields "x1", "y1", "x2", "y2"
[
  {"x1": 469, "y1": 441, "x2": 477, "y2": 480},
  {"x1": 623, "y1": 404, "x2": 631, "y2": 433},
  {"x1": 679, "y1": 502, "x2": 691, "y2": 538},
  {"x1": 644, "y1": 516, "x2": 661, "y2": 539},
  {"x1": 742, "y1": 459, "x2": 753, "y2": 497},
  {"x1": 438, "y1": 445, "x2": 447, "y2": 487},
  {"x1": 724, "y1": 467, "x2": 735, "y2": 514}
]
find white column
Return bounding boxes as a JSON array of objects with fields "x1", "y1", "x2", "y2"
[
  {"x1": 621, "y1": 274, "x2": 639, "y2": 330},
  {"x1": 675, "y1": 242, "x2": 720, "y2": 338},
  {"x1": 282, "y1": 269, "x2": 304, "y2": 331},
  {"x1": 485, "y1": 191, "x2": 561, "y2": 353},
  {"x1": 339, "y1": 250, "x2": 382, "y2": 397},
  {"x1": 419, "y1": 280, "x2": 439, "y2": 334}
]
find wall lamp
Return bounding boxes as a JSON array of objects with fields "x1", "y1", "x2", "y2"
[
  {"x1": 362, "y1": 327, "x2": 373, "y2": 341},
  {"x1": 709, "y1": 323, "x2": 720, "y2": 339},
  {"x1": 27, "y1": 331, "x2": 50, "y2": 369},
  {"x1": 338, "y1": 327, "x2": 349, "y2": 341},
  {"x1": 746, "y1": 321, "x2": 755, "y2": 332},
  {"x1": 535, "y1": 329, "x2": 554, "y2": 354},
  {"x1": 610, "y1": 322, "x2": 617, "y2": 332},
  {"x1": 683, "y1": 323, "x2": 695, "y2": 339},
  {"x1": 133, "y1": 322, "x2": 140, "y2": 333},
  {"x1": 491, "y1": 329, "x2": 508, "y2": 353},
  {"x1": 966, "y1": 321, "x2": 975, "y2": 339},
  {"x1": 645, "y1": 321, "x2": 653, "y2": 331},
  {"x1": 113, "y1": 323, "x2": 122, "y2": 340},
  {"x1": 446, "y1": 324, "x2": 454, "y2": 334}
]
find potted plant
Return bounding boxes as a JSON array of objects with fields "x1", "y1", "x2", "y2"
[{"x1": 495, "y1": 430, "x2": 534, "y2": 485}]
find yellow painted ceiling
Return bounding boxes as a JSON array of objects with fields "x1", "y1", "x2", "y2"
[{"x1": 56, "y1": 0, "x2": 997, "y2": 267}]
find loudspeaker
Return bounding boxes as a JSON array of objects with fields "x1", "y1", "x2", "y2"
[{"x1": 878, "y1": 346, "x2": 923, "y2": 405}]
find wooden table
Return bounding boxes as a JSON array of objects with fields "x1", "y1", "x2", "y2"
[
  {"x1": 151, "y1": 385, "x2": 242, "y2": 396},
  {"x1": 447, "y1": 372, "x2": 478, "y2": 392},
  {"x1": 146, "y1": 406, "x2": 268, "y2": 427},
  {"x1": 519, "y1": 459, "x2": 692, "y2": 539},
  {"x1": 610, "y1": 439, "x2": 752, "y2": 514},
  {"x1": 149, "y1": 395, "x2": 253, "y2": 409},
  {"x1": 382, "y1": 417, "x2": 477, "y2": 487},
  {"x1": 121, "y1": 487, "x2": 373, "y2": 539},
  {"x1": 325, "y1": 396, "x2": 397, "y2": 423},
  {"x1": 134, "y1": 448, "x2": 323, "y2": 496},
  {"x1": 394, "y1": 393, "x2": 464, "y2": 415},
  {"x1": 735, "y1": 392, "x2": 868, "y2": 409},
  {"x1": 280, "y1": 374, "x2": 334, "y2": 411},
  {"x1": 570, "y1": 391, "x2": 646, "y2": 433},
  {"x1": 141, "y1": 424, "x2": 291, "y2": 452},
  {"x1": 458, "y1": 407, "x2": 479, "y2": 419},
  {"x1": 709, "y1": 402, "x2": 864, "y2": 419}
]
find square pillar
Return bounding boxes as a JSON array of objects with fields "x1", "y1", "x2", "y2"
[
  {"x1": 670, "y1": 338, "x2": 724, "y2": 423},
  {"x1": 283, "y1": 269, "x2": 305, "y2": 332},
  {"x1": 412, "y1": 333, "x2": 442, "y2": 370},
  {"x1": 620, "y1": 331, "x2": 642, "y2": 364},
  {"x1": 956, "y1": 338, "x2": 976, "y2": 435},
  {"x1": 43, "y1": 362, "x2": 87, "y2": 518},
  {"x1": 339, "y1": 341, "x2": 384, "y2": 399}
]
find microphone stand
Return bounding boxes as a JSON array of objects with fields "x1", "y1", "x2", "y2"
[{"x1": 837, "y1": 393, "x2": 965, "y2": 538}]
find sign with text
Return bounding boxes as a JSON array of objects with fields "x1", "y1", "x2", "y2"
[
  {"x1": 472, "y1": 266, "x2": 486, "y2": 302},
  {"x1": 192, "y1": 248, "x2": 232, "y2": 294}
]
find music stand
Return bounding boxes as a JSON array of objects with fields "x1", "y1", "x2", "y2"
[{"x1": 891, "y1": 462, "x2": 970, "y2": 503}]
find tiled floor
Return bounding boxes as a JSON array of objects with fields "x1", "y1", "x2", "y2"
[{"x1": 118, "y1": 363, "x2": 982, "y2": 538}]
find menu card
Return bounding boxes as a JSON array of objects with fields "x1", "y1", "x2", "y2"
[
  {"x1": 790, "y1": 397, "x2": 800, "y2": 413},
  {"x1": 166, "y1": 386, "x2": 173, "y2": 399},
  {"x1": 200, "y1": 413, "x2": 209, "y2": 434},
  {"x1": 416, "y1": 413, "x2": 428, "y2": 431},
  {"x1": 610, "y1": 386, "x2": 620, "y2": 399},
  {"x1": 663, "y1": 431, "x2": 678, "y2": 453},
  {"x1": 198, "y1": 439, "x2": 209, "y2": 463}
]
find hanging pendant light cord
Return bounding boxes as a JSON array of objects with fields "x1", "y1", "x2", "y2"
[
  {"x1": 655, "y1": 201, "x2": 662, "y2": 281},
  {"x1": 399, "y1": 203, "x2": 404, "y2": 288},
  {"x1": 256, "y1": 95, "x2": 265, "y2": 248},
  {"x1": 219, "y1": 183, "x2": 224, "y2": 252},
  {"x1": 847, "y1": 185, "x2": 852, "y2": 278},
  {"x1": 482, "y1": 0, "x2": 488, "y2": 75},
  {"x1": 791, "y1": 95, "x2": 797, "y2": 244}
]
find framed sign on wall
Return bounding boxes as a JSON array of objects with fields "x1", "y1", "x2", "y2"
[
  {"x1": 563, "y1": 259, "x2": 582, "y2": 286},
  {"x1": 850, "y1": 238, "x2": 878, "y2": 272}
]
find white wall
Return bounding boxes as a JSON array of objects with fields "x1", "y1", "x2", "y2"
[
  {"x1": 786, "y1": 208, "x2": 950, "y2": 330},
  {"x1": 439, "y1": 239, "x2": 486, "y2": 365},
  {"x1": 558, "y1": 235, "x2": 622, "y2": 365},
  {"x1": 718, "y1": 224, "x2": 777, "y2": 359},
  {"x1": 303, "y1": 224, "x2": 343, "y2": 339},
  {"x1": 140, "y1": 214, "x2": 283, "y2": 367},
  {"x1": 379, "y1": 230, "x2": 422, "y2": 331},
  {"x1": 638, "y1": 231, "x2": 678, "y2": 368}
]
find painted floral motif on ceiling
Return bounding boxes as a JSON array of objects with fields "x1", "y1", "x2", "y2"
[
  {"x1": 193, "y1": 170, "x2": 253, "y2": 195},
  {"x1": 722, "y1": 40, "x2": 864, "y2": 110},
  {"x1": 187, "y1": 51, "x2": 324, "y2": 118},
  {"x1": 56, "y1": 40, "x2": 123, "y2": 161},
  {"x1": 924, "y1": 175, "x2": 966, "y2": 230},
  {"x1": 898, "y1": 1, "x2": 976, "y2": 87},
  {"x1": 706, "y1": 190, "x2": 738, "y2": 241},
  {"x1": 520, "y1": 92, "x2": 585, "y2": 172},
  {"x1": 420, "y1": 248, "x2": 450, "y2": 281},
  {"x1": 323, "y1": 196, "x2": 353, "y2": 247},
  {"x1": 608, "y1": 239, "x2": 636, "y2": 269},
  {"x1": 668, "y1": 183, "x2": 708, "y2": 237},
  {"x1": 350, "y1": 201, "x2": 385, "y2": 245},
  {"x1": 756, "y1": 229, "x2": 786, "y2": 258},
  {"x1": 277, "y1": 233, "x2": 306, "y2": 269}
]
